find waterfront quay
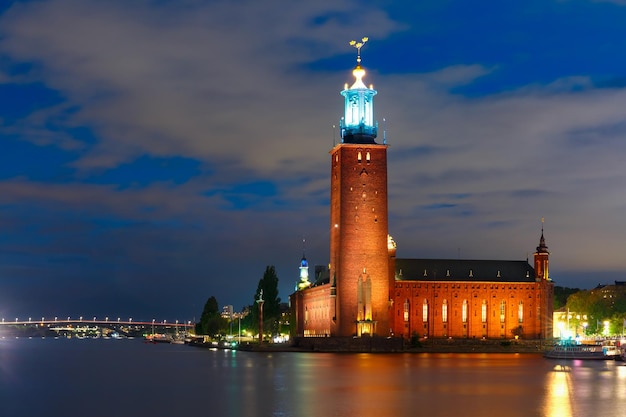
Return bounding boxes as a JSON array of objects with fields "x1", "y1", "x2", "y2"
[{"x1": 188, "y1": 335, "x2": 551, "y2": 354}]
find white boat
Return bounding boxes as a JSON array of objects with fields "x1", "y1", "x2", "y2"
[{"x1": 544, "y1": 340, "x2": 620, "y2": 360}]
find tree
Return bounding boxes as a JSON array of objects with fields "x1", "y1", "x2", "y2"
[
  {"x1": 554, "y1": 286, "x2": 581, "y2": 310},
  {"x1": 565, "y1": 284, "x2": 626, "y2": 335},
  {"x1": 246, "y1": 266, "x2": 282, "y2": 338},
  {"x1": 195, "y1": 296, "x2": 227, "y2": 337}
]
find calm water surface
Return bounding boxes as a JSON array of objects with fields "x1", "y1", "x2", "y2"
[{"x1": 1, "y1": 337, "x2": 625, "y2": 417}]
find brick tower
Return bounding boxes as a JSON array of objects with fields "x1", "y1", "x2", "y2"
[
  {"x1": 534, "y1": 219, "x2": 554, "y2": 339},
  {"x1": 329, "y1": 39, "x2": 390, "y2": 337}
]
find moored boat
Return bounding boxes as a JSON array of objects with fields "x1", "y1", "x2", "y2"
[
  {"x1": 544, "y1": 340, "x2": 620, "y2": 360},
  {"x1": 144, "y1": 333, "x2": 172, "y2": 344}
]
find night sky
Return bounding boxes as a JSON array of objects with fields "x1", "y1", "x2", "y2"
[{"x1": 2, "y1": 0, "x2": 626, "y2": 323}]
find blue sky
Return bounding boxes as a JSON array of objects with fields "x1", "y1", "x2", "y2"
[{"x1": 2, "y1": 0, "x2": 626, "y2": 322}]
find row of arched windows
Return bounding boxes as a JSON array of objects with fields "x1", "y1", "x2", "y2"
[{"x1": 403, "y1": 299, "x2": 525, "y2": 324}]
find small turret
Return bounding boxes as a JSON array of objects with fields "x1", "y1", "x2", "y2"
[
  {"x1": 534, "y1": 219, "x2": 550, "y2": 281},
  {"x1": 297, "y1": 252, "x2": 311, "y2": 290}
]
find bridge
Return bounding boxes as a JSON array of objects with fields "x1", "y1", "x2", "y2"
[{"x1": 0, "y1": 317, "x2": 194, "y2": 338}]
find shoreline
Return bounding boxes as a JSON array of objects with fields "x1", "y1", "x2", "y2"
[{"x1": 191, "y1": 337, "x2": 552, "y2": 354}]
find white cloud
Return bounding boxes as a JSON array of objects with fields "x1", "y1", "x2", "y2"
[{"x1": 1, "y1": 0, "x2": 626, "y2": 302}]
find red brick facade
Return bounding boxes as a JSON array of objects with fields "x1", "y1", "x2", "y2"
[
  {"x1": 292, "y1": 244, "x2": 554, "y2": 340},
  {"x1": 391, "y1": 273, "x2": 554, "y2": 340},
  {"x1": 328, "y1": 144, "x2": 390, "y2": 337}
]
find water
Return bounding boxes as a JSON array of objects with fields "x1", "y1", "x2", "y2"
[{"x1": 1, "y1": 337, "x2": 625, "y2": 417}]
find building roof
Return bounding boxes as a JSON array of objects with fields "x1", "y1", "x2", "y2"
[{"x1": 395, "y1": 258, "x2": 536, "y2": 283}]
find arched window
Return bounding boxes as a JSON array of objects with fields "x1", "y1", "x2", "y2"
[
  {"x1": 403, "y1": 300, "x2": 409, "y2": 322},
  {"x1": 481, "y1": 300, "x2": 487, "y2": 323},
  {"x1": 357, "y1": 151, "x2": 362, "y2": 162},
  {"x1": 500, "y1": 300, "x2": 506, "y2": 323},
  {"x1": 462, "y1": 299, "x2": 468, "y2": 323},
  {"x1": 518, "y1": 301, "x2": 524, "y2": 323},
  {"x1": 442, "y1": 299, "x2": 448, "y2": 323},
  {"x1": 422, "y1": 299, "x2": 428, "y2": 323}
]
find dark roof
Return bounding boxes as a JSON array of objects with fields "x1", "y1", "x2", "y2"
[
  {"x1": 313, "y1": 265, "x2": 330, "y2": 286},
  {"x1": 395, "y1": 258, "x2": 536, "y2": 283}
]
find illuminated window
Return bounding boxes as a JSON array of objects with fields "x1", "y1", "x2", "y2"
[
  {"x1": 403, "y1": 300, "x2": 409, "y2": 322},
  {"x1": 518, "y1": 301, "x2": 523, "y2": 323},
  {"x1": 442, "y1": 299, "x2": 448, "y2": 323},
  {"x1": 357, "y1": 151, "x2": 362, "y2": 162},
  {"x1": 462, "y1": 300, "x2": 468, "y2": 323},
  {"x1": 366, "y1": 151, "x2": 370, "y2": 162},
  {"x1": 500, "y1": 300, "x2": 506, "y2": 323},
  {"x1": 422, "y1": 299, "x2": 428, "y2": 323},
  {"x1": 481, "y1": 300, "x2": 487, "y2": 323}
]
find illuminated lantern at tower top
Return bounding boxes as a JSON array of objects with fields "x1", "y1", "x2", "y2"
[{"x1": 340, "y1": 37, "x2": 378, "y2": 144}]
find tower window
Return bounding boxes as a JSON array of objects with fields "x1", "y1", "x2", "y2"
[
  {"x1": 357, "y1": 151, "x2": 362, "y2": 162},
  {"x1": 366, "y1": 151, "x2": 371, "y2": 162}
]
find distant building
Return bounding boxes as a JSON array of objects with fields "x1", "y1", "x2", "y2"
[
  {"x1": 290, "y1": 42, "x2": 554, "y2": 341},
  {"x1": 221, "y1": 305, "x2": 234, "y2": 320}
]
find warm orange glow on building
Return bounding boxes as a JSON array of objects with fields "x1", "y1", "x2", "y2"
[{"x1": 289, "y1": 46, "x2": 553, "y2": 343}]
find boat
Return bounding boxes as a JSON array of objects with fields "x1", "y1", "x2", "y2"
[
  {"x1": 544, "y1": 340, "x2": 621, "y2": 360},
  {"x1": 144, "y1": 333, "x2": 172, "y2": 344}
]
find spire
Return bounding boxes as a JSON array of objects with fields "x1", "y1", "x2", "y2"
[
  {"x1": 534, "y1": 218, "x2": 550, "y2": 281},
  {"x1": 536, "y1": 217, "x2": 549, "y2": 253},
  {"x1": 339, "y1": 37, "x2": 378, "y2": 144}
]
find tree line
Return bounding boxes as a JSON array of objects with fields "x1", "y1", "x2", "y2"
[
  {"x1": 195, "y1": 265, "x2": 283, "y2": 339},
  {"x1": 558, "y1": 284, "x2": 626, "y2": 335}
]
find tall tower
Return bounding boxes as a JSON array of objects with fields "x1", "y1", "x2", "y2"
[{"x1": 329, "y1": 38, "x2": 390, "y2": 337}]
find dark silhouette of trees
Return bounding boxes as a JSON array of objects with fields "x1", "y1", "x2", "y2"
[
  {"x1": 554, "y1": 286, "x2": 581, "y2": 310},
  {"x1": 243, "y1": 266, "x2": 282, "y2": 337},
  {"x1": 195, "y1": 295, "x2": 227, "y2": 336}
]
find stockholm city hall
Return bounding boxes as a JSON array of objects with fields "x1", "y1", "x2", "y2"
[{"x1": 290, "y1": 39, "x2": 554, "y2": 342}]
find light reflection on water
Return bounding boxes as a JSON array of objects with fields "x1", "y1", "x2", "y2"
[{"x1": 1, "y1": 338, "x2": 625, "y2": 417}]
